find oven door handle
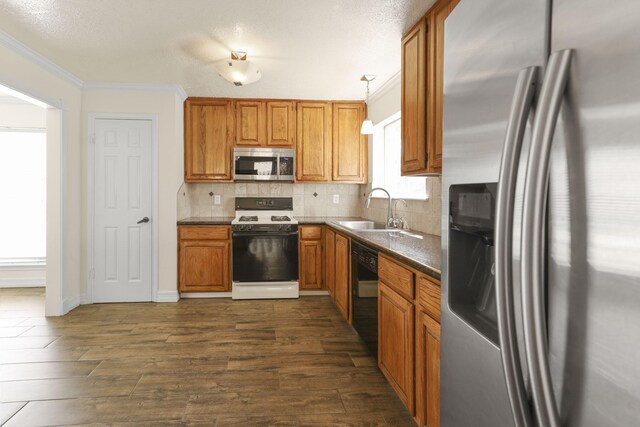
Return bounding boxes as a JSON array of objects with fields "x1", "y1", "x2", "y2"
[{"x1": 232, "y1": 231, "x2": 299, "y2": 238}]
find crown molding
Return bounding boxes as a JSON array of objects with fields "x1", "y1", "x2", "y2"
[
  {"x1": 83, "y1": 82, "x2": 188, "y2": 101},
  {"x1": 368, "y1": 71, "x2": 401, "y2": 104},
  {"x1": 0, "y1": 30, "x2": 83, "y2": 88}
]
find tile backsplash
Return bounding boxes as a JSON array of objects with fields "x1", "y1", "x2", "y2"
[
  {"x1": 360, "y1": 177, "x2": 442, "y2": 236},
  {"x1": 177, "y1": 183, "x2": 363, "y2": 219},
  {"x1": 177, "y1": 178, "x2": 442, "y2": 237}
]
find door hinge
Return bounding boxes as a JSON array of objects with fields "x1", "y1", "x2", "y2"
[
  {"x1": 89, "y1": 268, "x2": 95, "y2": 280},
  {"x1": 90, "y1": 134, "x2": 96, "y2": 145}
]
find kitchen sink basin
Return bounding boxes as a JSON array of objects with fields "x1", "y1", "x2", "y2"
[{"x1": 334, "y1": 220, "x2": 388, "y2": 230}]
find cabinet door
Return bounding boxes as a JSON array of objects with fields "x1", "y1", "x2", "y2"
[
  {"x1": 299, "y1": 239, "x2": 322, "y2": 290},
  {"x1": 429, "y1": 0, "x2": 460, "y2": 174},
  {"x1": 178, "y1": 240, "x2": 230, "y2": 292},
  {"x1": 235, "y1": 100, "x2": 265, "y2": 146},
  {"x1": 416, "y1": 310, "x2": 441, "y2": 427},
  {"x1": 334, "y1": 233, "x2": 350, "y2": 320},
  {"x1": 184, "y1": 99, "x2": 233, "y2": 181},
  {"x1": 325, "y1": 228, "x2": 336, "y2": 297},
  {"x1": 296, "y1": 102, "x2": 332, "y2": 181},
  {"x1": 266, "y1": 101, "x2": 295, "y2": 147},
  {"x1": 401, "y1": 19, "x2": 428, "y2": 175},
  {"x1": 379, "y1": 281, "x2": 415, "y2": 413},
  {"x1": 332, "y1": 102, "x2": 367, "y2": 183}
]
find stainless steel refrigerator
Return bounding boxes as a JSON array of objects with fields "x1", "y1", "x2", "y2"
[{"x1": 440, "y1": 0, "x2": 640, "y2": 425}]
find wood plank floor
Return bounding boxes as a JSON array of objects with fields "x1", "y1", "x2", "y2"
[{"x1": 0, "y1": 288, "x2": 416, "y2": 426}]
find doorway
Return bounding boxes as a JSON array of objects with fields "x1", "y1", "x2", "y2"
[
  {"x1": 89, "y1": 115, "x2": 158, "y2": 303},
  {"x1": 0, "y1": 86, "x2": 47, "y2": 317}
]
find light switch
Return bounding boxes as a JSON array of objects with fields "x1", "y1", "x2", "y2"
[
  {"x1": 333, "y1": 194, "x2": 339, "y2": 204},
  {"x1": 214, "y1": 195, "x2": 221, "y2": 205}
]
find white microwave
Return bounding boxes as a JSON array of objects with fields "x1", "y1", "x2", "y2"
[{"x1": 233, "y1": 147, "x2": 295, "y2": 182}]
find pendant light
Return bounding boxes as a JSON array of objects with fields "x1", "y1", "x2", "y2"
[
  {"x1": 214, "y1": 51, "x2": 262, "y2": 87},
  {"x1": 360, "y1": 74, "x2": 376, "y2": 135}
]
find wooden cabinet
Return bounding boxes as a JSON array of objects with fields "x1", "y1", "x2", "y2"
[
  {"x1": 296, "y1": 102, "x2": 332, "y2": 182},
  {"x1": 266, "y1": 101, "x2": 295, "y2": 147},
  {"x1": 415, "y1": 275, "x2": 442, "y2": 427},
  {"x1": 235, "y1": 100, "x2": 295, "y2": 147},
  {"x1": 379, "y1": 281, "x2": 415, "y2": 412},
  {"x1": 324, "y1": 228, "x2": 336, "y2": 297},
  {"x1": 299, "y1": 226, "x2": 323, "y2": 290},
  {"x1": 332, "y1": 102, "x2": 367, "y2": 183},
  {"x1": 401, "y1": 0, "x2": 459, "y2": 176},
  {"x1": 334, "y1": 233, "x2": 350, "y2": 321},
  {"x1": 401, "y1": 18, "x2": 428, "y2": 175},
  {"x1": 178, "y1": 226, "x2": 231, "y2": 292},
  {"x1": 235, "y1": 100, "x2": 265, "y2": 146},
  {"x1": 184, "y1": 98, "x2": 234, "y2": 182}
]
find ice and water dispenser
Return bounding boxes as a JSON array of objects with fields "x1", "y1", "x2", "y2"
[{"x1": 448, "y1": 183, "x2": 499, "y2": 345}]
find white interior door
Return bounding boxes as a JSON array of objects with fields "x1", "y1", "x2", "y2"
[{"x1": 93, "y1": 118, "x2": 152, "y2": 302}]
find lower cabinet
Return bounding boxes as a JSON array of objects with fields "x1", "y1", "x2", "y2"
[
  {"x1": 299, "y1": 226, "x2": 323, "y2": 290},
  {"x1": 178, "y1": 226, "x2": 231, "y2": 292},
  {"x1": 416, "y1": 309, "x2": 441, "y2": 427},
  {"x1": 324, "y1": 228, "x2": 336, "y2": 297},
  {"x1": 378, "y1": 281, "x2": 415, "y2": 413},
  {"x1": 334, "y1": 233, "x2": 350, "y2": 321}
]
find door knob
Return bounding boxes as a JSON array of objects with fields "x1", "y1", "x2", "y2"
[{"x1": 137, "y1": 217, "x2": 150, "y2": 224}]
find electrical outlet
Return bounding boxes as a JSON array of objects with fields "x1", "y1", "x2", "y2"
[
  {"x1": 333, "y1": 194, "x2": 339, "y2": 204},
  {"x1": 213, "y1": 194, "x2": 221, "y2": 205}
]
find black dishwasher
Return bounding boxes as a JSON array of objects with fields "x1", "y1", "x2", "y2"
[{"x1": 351, "y1": 241, "x2": 379, "y2": 357}]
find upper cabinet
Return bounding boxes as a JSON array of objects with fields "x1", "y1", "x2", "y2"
[
  {"x1": 235, "y1": 100, "x2": 296, "y2": 148},
  {"x1": 184, "y1": 97, "x2": 367, "y2": 183},
  {"x1": 235, "y1": 100, "x2": 265, "y2": 146},
  {"x1": 401, "y1": 0, "x2": 460, "y2": 176},
  {"x1": 184, "y1": 98, "x2": 234, "y2": 182},
  {"x1": 401, "y1": 19, "x2": 428, "y2": 175},
  {"x1": 332, "y1": 102, "x2": 367, "y2": 183},
  {"x1": 296, "y1": 101, "x2": 332, "y2": 182},
  {"x1": 266, "y1": 101, "x2": 296, "y2": 147}
]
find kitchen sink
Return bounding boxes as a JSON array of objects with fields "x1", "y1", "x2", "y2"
[{"x1": 334, "y1": 220, "x2": 388, "y2": 230}]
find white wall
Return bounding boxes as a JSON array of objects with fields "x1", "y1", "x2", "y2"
[
  {"x1": 0, "y1": 38, "x2": 83, "y2": 315},
  {"x1": 81, "y1": 88, "x2": 184, "y2": 295}
]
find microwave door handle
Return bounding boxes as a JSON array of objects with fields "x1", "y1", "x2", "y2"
[
  {"x1": 496, "y1": 65, "x2": 539, "y2": 427},
  {"x1": 521, "y1": 49, "x2": 573, "y2": 427}
]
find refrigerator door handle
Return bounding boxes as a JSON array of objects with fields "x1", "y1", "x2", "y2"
[
  {"x1": 496, "y1": 66, "x2": 539, "y2": 427},
  {"x1": 521, "y1": 49, "x2": 573, "y2": 427}
]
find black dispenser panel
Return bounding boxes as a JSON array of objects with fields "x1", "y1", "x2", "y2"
[{"x1": 448, "y1": 183, "x2": 499, "y2": 345}]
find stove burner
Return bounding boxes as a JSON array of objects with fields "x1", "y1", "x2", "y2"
[
  {"x1": 239, "y1": 216, "x2": 258, "y2": 222},
  {"x1": 271, "y1": 215, "x2": 291, "y2": 222}
]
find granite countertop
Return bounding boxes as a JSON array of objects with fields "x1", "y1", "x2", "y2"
[
  {"x1": 176, "y1": 216, "x2": 441, "y2": 280},
  {"x1": 177, "y1": 217, "x2": 235, "y2": 225}
]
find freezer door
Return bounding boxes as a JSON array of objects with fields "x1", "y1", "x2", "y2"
[
  {"x1": 440, "y1": 0, "x2": 548, "y2": 426},
  {"x1": 546, "y1": 0, "x2": 640, "y2": 425}
]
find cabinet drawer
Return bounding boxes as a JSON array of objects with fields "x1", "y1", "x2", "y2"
[
  {"x1": 179, "y1": 226, "x2": 230, "y2": 241},
  {"x1": 379, "y1": 254, "x2": 415, "y2": 300},
  {"x1": 418, "y1": 275, "x2": 441, "y2": 322},
  {"x1": 300, "y1": 226, "x2": 323, "y2": 240}
]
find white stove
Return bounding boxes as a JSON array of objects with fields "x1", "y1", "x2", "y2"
[{"x1": 231, "y1": 197, "x2": 299, "y2": 300}]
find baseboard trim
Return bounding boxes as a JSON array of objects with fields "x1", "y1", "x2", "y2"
[
  {"x1": 299, "y1": 290, "x2": 330, "y2": 296},
  {"x1": 179, "y1": 292, "x2": 232, "y2": 299},
  {"x1": 63, "y1": 295, "x2": 80, "y2": 314},
  {"x1": 79, "y1": 293, "x2": 91, "y2": 305},
  {"x1": 156, "y1": 290, "x2": 180, "y2": 302},
  {"x1": 0, "y1": 278, "x2": 46, "y2": 288}
]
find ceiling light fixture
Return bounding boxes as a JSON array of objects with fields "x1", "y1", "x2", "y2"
[
  {"x1": 214, "y1": 51, "x2": 261, "y2": 87},
  {"x1": 360, "y1": 74, "x2": 376, "y2": 135}
]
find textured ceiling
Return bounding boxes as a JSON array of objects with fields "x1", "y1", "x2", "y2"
[{"x1": 0, "y1": 0, "x2": 435, "y2": 99}]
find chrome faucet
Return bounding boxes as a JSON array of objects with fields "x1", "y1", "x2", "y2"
[
  {"x1": 364, "y1": 187, "x2": 393, "y2": 227},
  {"x1": 390, "y1": 199, "x2": 408, "y2": 229}
]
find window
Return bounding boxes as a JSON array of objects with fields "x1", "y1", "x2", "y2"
[
  {"x1": 0, "y1": 130, "x2": 46, "y2": 264},
  {"x1": 371, "y1": 112, "x2": 427, "y2": 199}
]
